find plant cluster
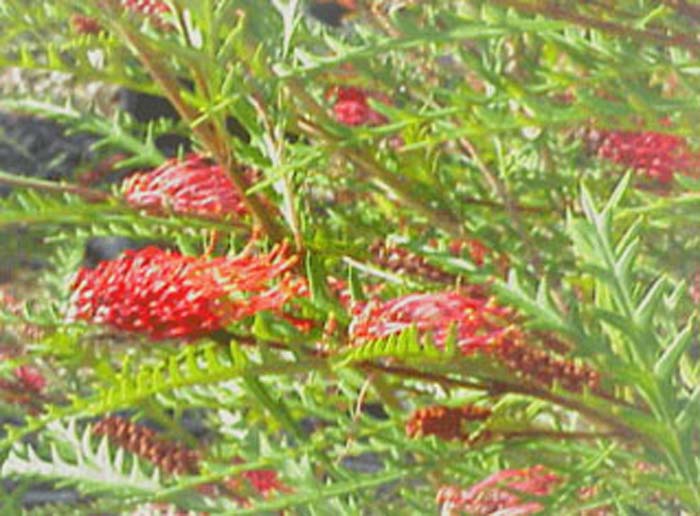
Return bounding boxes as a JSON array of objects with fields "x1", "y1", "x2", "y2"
[{"x1": 1, "y1": 0, "x2": 700, "y2": 513}]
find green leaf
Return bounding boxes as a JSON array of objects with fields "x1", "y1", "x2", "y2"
[{"x1": 654, "y1": 317, "x2": 695, "y2": 383}]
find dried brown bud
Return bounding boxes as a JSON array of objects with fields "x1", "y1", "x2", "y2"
[
  {"x1": 92, "y1": 416, "x2": 200, "y2": 475},
  {"x1": 406, "y1": 404, "x2": 491, "y2": 442},
  {"x1": 369, "y1": 240, "x2": 455, "y2": 284},
  {"x1": 494, "y1": 338, "x2": 601, "y2": 394}
]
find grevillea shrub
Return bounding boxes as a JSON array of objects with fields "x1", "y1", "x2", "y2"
[{"x1": 1, "y1": 1, "x2": 699, "y2": 514}]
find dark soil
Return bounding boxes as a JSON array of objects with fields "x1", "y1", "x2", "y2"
[{"x1": 0, "y1": 111, "x2": 96, "y2": 195}]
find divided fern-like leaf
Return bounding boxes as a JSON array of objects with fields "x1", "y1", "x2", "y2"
[
  {"x1": 337, "y1": 324, "x2": 453, "y2": 366},
  {"x1": 1, "y1": 420, "x2": 162, "y2": 498},
  {"x1": 85, "y1": 341, "x2": 249, "y2": 414}
]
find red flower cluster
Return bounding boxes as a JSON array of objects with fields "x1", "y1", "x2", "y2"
[
  {"x1": 13, "y1": 365, "x2": 46, "y2": 393},
  {"x1": 349, "y1": 291, "x2": 513, "y2": 355},
  {"x1": 123, "y1": 154, "x2": 251, "y2": 219},
  {"x1": 596, "y1": 130, "x2": 692, "y2": 184},
  {"x1": 68, "y1": 244, "x2": 305, "y2": 340},
  {"x1": 436, "y1": 465, "x2": 561, "y2": 515},
  {"x1": 219, "y1": 459, "x2": 292, "y2": 505},
  {"x1": 122, "y1": 0, "x2": 171, "y2": 16},
  {"x1": 71, "y1": 1, "x2": 170, "y2": 35},
  {"x1": 331, "y1": 86, "x2": 390, "y2": 126},
  {"x1": 240, "y1": 469, "x2": 292, "y2": 498}
]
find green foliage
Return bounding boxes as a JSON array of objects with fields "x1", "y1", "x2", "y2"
[
  {"x1": 2, "y1": 420, "x2": 162, "y2": 497},
  {"x1": 1, "y1": 0, "x2": 700, "y2": 513}
]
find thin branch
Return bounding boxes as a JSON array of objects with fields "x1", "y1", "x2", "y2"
[
  {"x1": 297, "y1": 118, "x2": 465, "y2": 236},
  {"x1": 106, "y1": 12, "x2": 285, "y2": 241},
  {"x1": 457, "y1": 137, "x2": 543, "y2": 273},
  {"x1": 0, "y1": 171, "x2": 112, "y2": 203}
]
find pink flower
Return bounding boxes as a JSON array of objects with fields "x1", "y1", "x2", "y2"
[
  {"x1": 123, "y1": 154, "x2": 252, "y2": 219},
  {"x1": 436, "y1": 465, "x2": 561, "y2": 515},
  {"x1": 596, "y1": 130, "x2": 692, "y2": 184},
  {"x1": 349, "y1": 291, "x2": 513, "y2": 355},
  {"x1": 331, "y1": 86, "x2": 390, "y2": 126},
  {"x1": 68, "y1": 243, "x2": 306, "y2": 340}
]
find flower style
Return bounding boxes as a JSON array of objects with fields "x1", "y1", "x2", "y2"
[
  {"x1": 436, "y1": 465, "x2": 561, "y2": 515},
  {"x1": 122, "y1": 154, "x2": 252, "y2": 219},
  {"x1": 595, "y1": 130, "x2": 692, "y2": 184},
  {"x1": 68, "y1": 243, "x2": 306, "y2": 340},
  {"x1": 349, "y1": 291, "x2": 514, "y2": 355},
  {"x1": 331, "y1": 86, "x2": 390, "y2": 126}
]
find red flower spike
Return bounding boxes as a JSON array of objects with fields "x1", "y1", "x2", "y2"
[
  {"x1": 349, "y1": 291, "x2": 513, "y2": 355},
  {"x1": 436, "y1": 465, "x2": 561, "y2": 515},
  {"x1": 596, "y1": 130, "x2": 692, "y2": 184},
  {"x1": 68, "y1": 244, "x2": 306, "y2": 340},
  {"x1": 332, "y1": 86, "x2": 390, "y2": 126},
  {"x1": 123, "y1": 154, "x2": 253, "y2": 219}
]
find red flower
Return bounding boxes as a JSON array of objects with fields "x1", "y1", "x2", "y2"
[
  {"x1": 596, "y1": 130, "x2": 692, "y2": 184},
  {"x1": 222, "y1": 460, "x2": 292, "y2": 505},
  {"x1": 13, "y1": 366, "x2": 46, "y2": 393},
  {"x1": 242, "y1": 469, "x2": 292, "y2": 498},
  {"x1": 122, "y1": 0, "x2": 171, "y2": 16},
  {"x1": 70, "y1": 0, "x2": 170, "y2": 37},
  {"x1": 68, "y1": 244, "x2": 305, "y2": 340},
  {"x1": 436, "y1": 465, "x2": 561, "y2": 515},
  {"x1": 331, "y1": 86, "x2": 390, "y2": 126},
  {"x1": 349, "y1": 291, "x2": 513, "y2": 355},
  {"x1": 122, "y1": 154, "x2": 251, "y2": 219}
]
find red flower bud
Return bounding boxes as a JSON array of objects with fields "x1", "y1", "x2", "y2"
[
  {"x1": 596, "y1": 130, "x2": 692, "y2": 184},
  {"x1": 331, "y1": 86, "x2": 390, "y2": 126},
  {"x1": 349, "y1": 291, "x2": 513, "y2": 355},
  {"x1": 123, "y1": 154, "x2": 253, "y2": 219}
]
